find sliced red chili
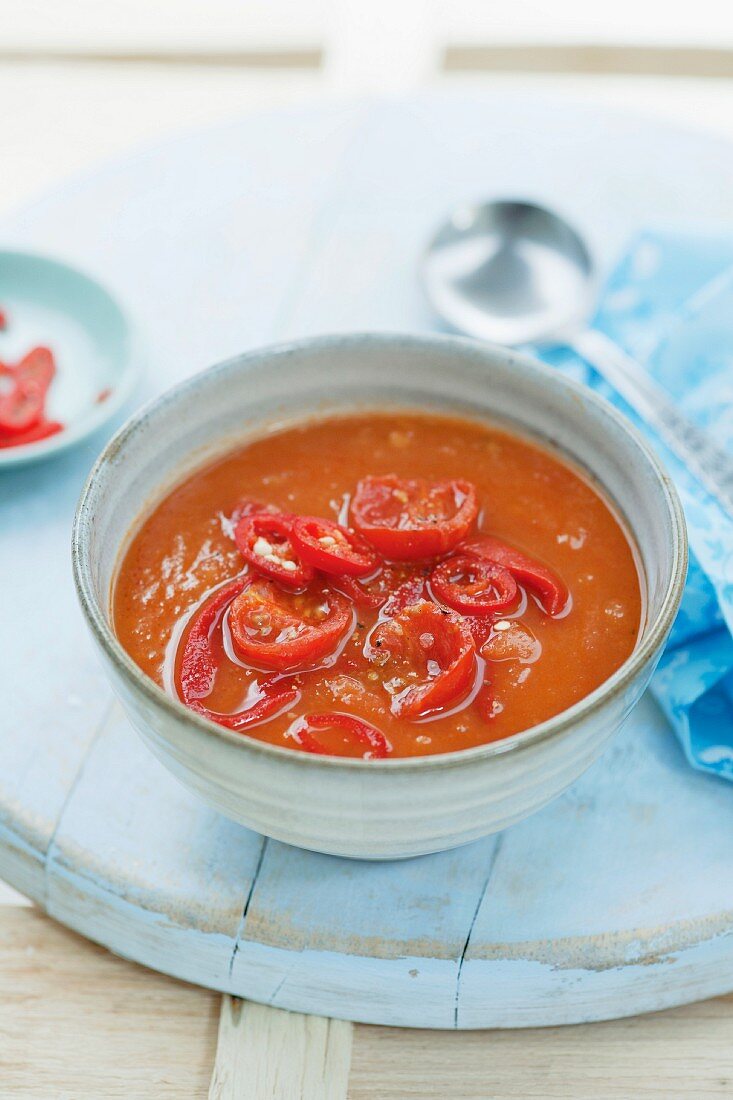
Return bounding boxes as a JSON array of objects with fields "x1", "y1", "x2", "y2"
[
  {"x1": 463, "y1": 614, "x2": 494, "y2": 654},
  {"x1": 189, "y1": 687, "x2": 298, "y2": 732},
  {"x1": 177, "y1": 577, "x2": 298, "y2": 729},
  {"x1": 0, "y1": 347, "x2": 57, "y2": 436},
  {"x1": 179, "y1": 577, "x2": 248, "y2": 701},
  {"x1": 334, "y1": 573, "x2": 387, "y2": 609},
  {"x1": 430, "y1": 554, "x2": 518, "y2": 615},
  {"x1": 292, "y1": 712, "x2": 391, "y2": 758},
  {"x1": 474, "y1": 676, "x2": 497, "y2": 723},
  {"x1": 229, "y1": 576, "x2": 352, "y2": 672},
  {"x1": 352, "y1": 475, "x2": 478, "y2": 561},
  {"x1": 0, "y1": 418, "x2": 63, "y2": 448},
  {"x1": 368, "y1": 600, "x2": 476, "y2": 718},
  {"x1": 235, "y1": 511, "x2": 314, "y2": 589},
  {"x1": 291, "y1": 515, "x2": 378, "y2": 577},
  {"x1": 381, "y1": 574, "x2": 427, "y2": 617},
  {"x1": 15, "y1": 346, "x2": 55, "y2": 391},
  {"x1": 463, "y1": 536, "x2": 569, "y2": 616},
  {"x1": 333, "y1": 567, "x2": 427, "y2": 615},
  {"x1": 0, "y1": 379, "x2": 46, "y2": 433}
]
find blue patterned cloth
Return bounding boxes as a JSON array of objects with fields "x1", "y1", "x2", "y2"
[{"x1": 539, "y1": 233, "x2": 733, "y2": 782}]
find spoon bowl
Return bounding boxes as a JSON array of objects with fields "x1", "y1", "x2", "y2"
[
  {"x1": 421, "y1": 198, "x2": 733, "y2": 518},
  {"x1": 422, "y1": 200, "x2": 595, "y2": 346}
]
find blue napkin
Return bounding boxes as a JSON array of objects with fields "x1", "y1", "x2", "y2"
[{"x1": 540, "y1": 232, "x2": 733, "y2": 782}]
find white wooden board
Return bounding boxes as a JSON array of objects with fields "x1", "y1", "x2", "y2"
[{"x1": 0, "y1": 92, "x2": 732, "y2": 1027}]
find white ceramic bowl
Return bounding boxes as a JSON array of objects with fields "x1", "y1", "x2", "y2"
[{"x1": 73, "y1": 334, "x2": 687, "y2": 860}]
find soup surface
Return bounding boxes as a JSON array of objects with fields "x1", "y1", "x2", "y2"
[{"x1": 113, "y1": 412, "x2": 642, "y2": 758}]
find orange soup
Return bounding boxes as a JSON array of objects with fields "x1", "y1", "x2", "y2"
[{"x1": 113, "y1": 412, "x2": 642, "y2": 758}]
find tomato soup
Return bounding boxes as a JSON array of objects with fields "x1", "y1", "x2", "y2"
[{"x1": 113, "y1": 412, "x2": 642, "y2": 759}]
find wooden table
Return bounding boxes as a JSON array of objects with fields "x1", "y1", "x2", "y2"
[{"x1": 2, "y1": 902, "x2": 732, "y2": 1098}]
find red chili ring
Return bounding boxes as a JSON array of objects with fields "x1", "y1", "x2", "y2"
[
  {"x1": 293, "y1": 712, "x2": 391, "y2": 758},
  {"x1": 430, "y1": 554, "x2": 518, "y2": 614},
  {"x1": 234, "y1": 511, "x2": 314, "y2": 589}
]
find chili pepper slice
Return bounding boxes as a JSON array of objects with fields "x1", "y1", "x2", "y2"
[
  {"x1": 15, "y1": 346, "x2": 55, "y2": 391},
  {"x1": 179, "y1": 577, "x2": 248, "y2": 701},
  {"x1": 474, "y1": 676, "x2": 497, "y2": 723},
  {"x1": 189, "y1": 688, "x2": 298, "y2": 732},
  {"x1": 381, "y1": 573, "x2": 427, "y2": 617},
  {"x1": 334, "y1": 573, "x2": 387, "y2": 609},
  {"x1": 229, "y1": 576, "x2": 352, "y2": 672},
  {"x1": 235, "y1": 511, "x2": 314, "y2": 589},
  {"x1": 292, "y1": 712, "x2": 391, "y2": 758},
  {"x1": 430, "y1": 554, "x2": 518, "y2": 615},
  {"x1": 462, "y1": 614, "x2": 494, "y2": 654},
  {"x1": 351, "y1": 475, "x2": 478, "y2": 561},
  {"x1": 368, "y1": 600, "x2": 476, "y2": 718},
  {"x1": 0, "y1": 379, "x2": 45, "y2": 433},
  {"x1": 333, "y1": 567, "x2": 427, "y2": 614},
  {"x1": 177, "y1": 577, "x2": 298, "y2": 729},
  {"x1": 0, "y1": 418, "x2": 63, "y2": 448},
  {"x1": 0, "y1": 347, "x2": 57, "y2": 435},
  {"x1": 462, "y1": 536, "x2": 569, "y2": 617},
  {"x1": 291, "y1": 515, "x2": 378, "y2": 577}
]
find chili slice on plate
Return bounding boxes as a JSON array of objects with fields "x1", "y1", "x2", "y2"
[
  {"x1": 291, "y1": 712, "x2": 391, "y2": 758},
  {"x1": 0, "y1": 347, "x2": 56, "y2": 434},
  {"x1": 229, "y1": 576, "x2": 353, "y2": 672},
  {"x1": 235, "y1": 511, "x2": 314, "y2": 589},
  {"x1": 463, "y1": 536, "x2": 569, "y2": 616},
  {"x1": 291, "y1": 515, "x2": 378, "y2": 577},
  {"x1": 351, "y1": 475, "x2": 478, "y2": 561},
  {"x1": 0, "y1": 418, "x2": 63, "y2": 448},
  {"x1": 430, "y1": 554, "x2": 518, "y2": 615},
  {"x1": 15, "y1": 346, "x2": 55, "y2": 391},
  {"x1": 368, "y1": 600, "x2": 476, "y2": 718}
]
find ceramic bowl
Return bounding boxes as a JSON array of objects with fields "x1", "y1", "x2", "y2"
[{"x1": 72, "y1": 333, "x2": 687, "y2": 860}]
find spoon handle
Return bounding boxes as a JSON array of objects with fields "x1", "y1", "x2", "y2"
[{"x1": 570, "y1": 327, "x2": 733, "y2": 520}]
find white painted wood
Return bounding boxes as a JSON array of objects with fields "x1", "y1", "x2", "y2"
[
  {"x1": 435, "y1": 0, "x2": 733, "y2": 48},
  {"x1": 0, "y1": 1, "x2": 327, "y2": 54},
  {"x1": 1, "y1": 92, "x2": 733, "y2": 1026},
  {"x1": 209, "y1": 997, "x2": 352, "y2": 1100},
  {"x1": 46, "y1": 705, "x2": 264, "y2": 989}
]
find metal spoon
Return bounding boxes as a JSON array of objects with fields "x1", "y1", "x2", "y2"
[{"x1": 421, "y1": 199, "x2": 733, "y2": 518}]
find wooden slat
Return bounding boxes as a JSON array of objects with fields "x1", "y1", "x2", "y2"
[
  {"x1": 0, "y1": 47, "x2": 322, "y2": 67},
  {"x1": 2, "y1": 906, "x2": 733, "y2": 1099},
  {"x1": 209, "y1": 996, "x2": 352, "y2": 1100},
  {"x1": 350, "y1": 1003, "x2": 733, "y2": 1099},
  {"x1": 0, "y1": 906, "x2": 219, "y2": 1098},
  {"x1": 444, "y1": 44, "x2": 733, "y2": 77},
  {"x1": 434, "y1": 0, "x2": 733, "y2": 48}
]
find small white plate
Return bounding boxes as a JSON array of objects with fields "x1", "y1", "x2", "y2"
[{"x1": 0, "y1": 250, "x2": 140, "y2": 467}]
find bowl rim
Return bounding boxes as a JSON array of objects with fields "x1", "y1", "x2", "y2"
[{"x1": 72, "y1": 331, "x2": 688, "y2": 773}]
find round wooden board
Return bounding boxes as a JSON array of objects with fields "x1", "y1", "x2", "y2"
[{"x1": 1, "y1": 92, "x2": 732, "y2": 1028}]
